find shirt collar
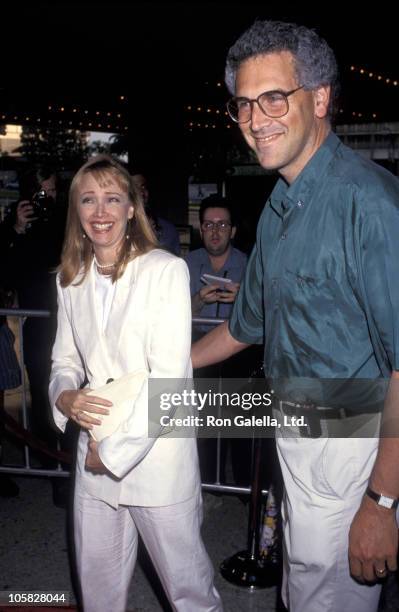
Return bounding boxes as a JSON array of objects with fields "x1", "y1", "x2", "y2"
[
  {"x1": 201, "y1": 245, "x2": 236, "y2": 269},
  {"x1": 269, "y1": 132, "x2": 341, "y2": 217}
]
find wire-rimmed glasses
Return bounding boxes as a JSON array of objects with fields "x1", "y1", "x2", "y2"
[{"x1": 201, "y1": 221, "x2": 232, "y2": 232}]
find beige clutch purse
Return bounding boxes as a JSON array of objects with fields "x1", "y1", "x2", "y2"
[{"x1": 85, "y1": 369, "x2": 148, "y2": 442}]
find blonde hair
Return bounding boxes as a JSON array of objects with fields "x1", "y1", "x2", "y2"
[{"x1": 59, "y1": 155, "x2": 157, "y2": 287}]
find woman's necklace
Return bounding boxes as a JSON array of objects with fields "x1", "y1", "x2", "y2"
[{"x1": 93, "y1": 254, "x2": 117, "y2": 270}]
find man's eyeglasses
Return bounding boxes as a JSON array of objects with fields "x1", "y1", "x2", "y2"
[
  {"x1": 226, "y1": 86, "x2": 303, "y2": 124},
  {"x1": 201, "y1": 221, "x2": 232, "y2": 232}
]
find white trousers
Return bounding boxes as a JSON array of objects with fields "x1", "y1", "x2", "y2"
[
  {"x1": 276, "y1": 436, "x2": 381, "y2": 612},
  {"x1": 73, "y1": 485, "x2": 223, "y2": 612}
]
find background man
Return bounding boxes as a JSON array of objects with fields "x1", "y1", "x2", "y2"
[
  {"x1": 185, "y1": 195, "x2": 248, "y2": 488},
  {"x1": 185, "y1": 194, "x2": 247, "y2": 336},
  {"x1": 0, "y1": 165, "x2": 74, "y2": 507},
  {"x1": 131, "y1": 170, "x2": 181, "y2": 255},
  {"x1": 192, "y1": 19, "x2": 399, "y2": 612}
]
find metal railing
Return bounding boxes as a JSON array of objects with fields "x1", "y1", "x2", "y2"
[{"x1": 0, "y1": 307, "x2": 70, "y2": 477}]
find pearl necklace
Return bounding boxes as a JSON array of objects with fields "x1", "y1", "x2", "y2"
[{"x1": 93, "y1": 255, "x2": 117, "y2": 269}]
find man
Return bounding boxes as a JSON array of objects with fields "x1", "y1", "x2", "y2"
[
  {"x1": 131, "y1": 171, "x2": 181, "y2": 255},
  {"x1": 185, "y1": 195, "x2": 249, "y2": 487},
  {"x1": 192, "y1": 20, "x2": 399, "y2": 612},
  {"x1": 185, "y1": 195, "x2": 247, "y2": 335}
]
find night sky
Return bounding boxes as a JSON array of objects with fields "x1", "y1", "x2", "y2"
[{"x1": 2, "y1": 1, "x2": 399, "y2": 122}]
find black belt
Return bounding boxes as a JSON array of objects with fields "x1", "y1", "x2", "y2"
[{"x1": 278, "y1": 400, "x2": 381, "y2": 438}]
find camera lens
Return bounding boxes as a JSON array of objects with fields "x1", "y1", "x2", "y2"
[{"x1": 31, "y1": 189, "x2": 55, "y2": 222}]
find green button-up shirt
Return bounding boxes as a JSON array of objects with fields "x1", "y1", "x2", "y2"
[{"x1": 229, "y1": 132, "x2": 399, "y2": 388}]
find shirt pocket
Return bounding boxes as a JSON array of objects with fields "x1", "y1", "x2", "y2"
[
  {"x1": 282, "y1": 270, "x2": 346, "y2": 373},
  {"x1": 285, "y1": 270, "x2": 336, "y2": 314}
]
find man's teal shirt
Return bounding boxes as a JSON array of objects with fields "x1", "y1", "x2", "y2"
[{"x1": 230, "y1": 132, "x2": 399, "y2": 386}]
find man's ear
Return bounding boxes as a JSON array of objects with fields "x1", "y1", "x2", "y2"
[
  {"x1": 313, "y1": 85, "x2": 330, "y2": 119},
  {"x1": 231, "y1": 226, "x2": 237, "y2": 240}
]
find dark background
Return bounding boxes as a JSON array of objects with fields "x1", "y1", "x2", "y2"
[
  {"x1": 2, "y1": 1, "x2": 397, "y2": 108},
  {"x1": 1, "y1": 1, "x2": 398, "y2": 232}
]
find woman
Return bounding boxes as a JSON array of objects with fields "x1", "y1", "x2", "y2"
[{"x1": 49, "y1": 155, "x2": 222, "y2": 612}]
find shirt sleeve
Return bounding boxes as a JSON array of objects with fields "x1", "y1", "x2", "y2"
[
  {"x1": 99, "y1": 257, "x2": 192, "y2": 478},
  {"x1": 355, "y1": 189, "x2": 399, "y2": 374},
  {"x1": 229, "y1": 242, "x2": 264, "y2": 345}
]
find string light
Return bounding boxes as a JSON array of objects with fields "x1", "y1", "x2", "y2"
[
  {"x1": 0, "y1": 105, "x2": 128, "y2": 133},
  {"x1": 350, "y1": 65, "x2": 398, "y2": 86},
  {"x1": 1, "y1": 67, "x2": 397, "y2": 139}
]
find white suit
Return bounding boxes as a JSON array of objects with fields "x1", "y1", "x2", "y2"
[{"x1": 49, "y1": 249, "x2": 222, "y2": 612}]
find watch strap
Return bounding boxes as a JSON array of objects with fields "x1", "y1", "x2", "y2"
[{"x1": 366, "y1": 486, "x2": 399, "y2": 509}]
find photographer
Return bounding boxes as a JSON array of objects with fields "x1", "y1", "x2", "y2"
[{"x1": 0, "y1": 165, "x2": 74, "y2": 507}]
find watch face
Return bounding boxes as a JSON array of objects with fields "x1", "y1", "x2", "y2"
[{"x1": 379, "y1": 495, "x2": 394, "y2": 509}]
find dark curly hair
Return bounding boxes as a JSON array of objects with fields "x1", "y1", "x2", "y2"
[{"x1": 225, "y1": 20, "x2": 339, "y2": 119}]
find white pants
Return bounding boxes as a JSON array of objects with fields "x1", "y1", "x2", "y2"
[
  {"x1": 276, "y1": 436, "x2": 381, "y2": 612},
  {"x1": 74, "y1": 485, "x2": 223, "y2": 612}
]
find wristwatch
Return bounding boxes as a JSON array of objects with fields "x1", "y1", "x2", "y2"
[{"x1": 366, "y1": 486, "x2": 399, "y2": 509}]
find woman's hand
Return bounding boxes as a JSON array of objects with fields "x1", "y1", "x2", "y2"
[
  {"x1": 55, "y1": 389, "x2": 112, "y2": 430},
  {"x1": 85, "y1": 440, "x2": 109, "y2": 474}
]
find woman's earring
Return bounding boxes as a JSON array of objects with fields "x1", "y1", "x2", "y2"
[
  {"x1": 82, "y1": 233, "x2": 86, "y2": 239},
  {"x1": 126, "y1": 218, "x2": 132, "y2": 240}
]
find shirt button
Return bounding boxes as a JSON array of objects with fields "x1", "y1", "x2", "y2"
[
  {"x1": 297, "y1": 200, "x2": 303, "y2": 208},
  {"x1": 281, "y1": 233, "x2": 287, "y2": 240}
]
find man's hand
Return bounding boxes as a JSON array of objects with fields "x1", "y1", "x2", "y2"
[
  {"x1": 199, "y1": 284, "x2": 221, "y2": 304},
  {"x1": 85, "y1": 440, "x2": 109, "y2": 474},
  {"x1": 192, "y1": 282, "x2": 241, "y2": 314},
  {"x1": 216, "y1": 282, "x2": 240, "y2": 303},
  {"x1": 349, "y1": 493, "x2": 398, "y2": 582},
  {"x1": 192, "y1": 284, "x2": 220, "y2": 314},
  {"x1": 14, "y1": 200, "x2": 37, "y2": 234}
]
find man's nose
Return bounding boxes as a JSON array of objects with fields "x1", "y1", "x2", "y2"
[{"x1": 250, "y1": 100, "x2": 273, "y2": 131}]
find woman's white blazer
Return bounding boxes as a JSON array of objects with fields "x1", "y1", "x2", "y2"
[{"x1": 49, "y1": 249, "x2": 200, "y2": 509}]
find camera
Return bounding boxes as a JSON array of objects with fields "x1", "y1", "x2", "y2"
[{"x1": 31, "y1": 189, "x2": 55, "y2": 222}]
